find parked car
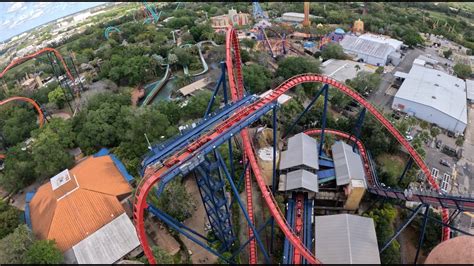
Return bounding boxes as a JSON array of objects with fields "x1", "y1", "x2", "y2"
[
  {"x1": 406, "y1": 135, "x2": 413, "y2": 141},
  {"x1": 436, "y1": 140, "x2": 442, "y2": 149},
  {"x1": 439, "y1": 159, "x2": 451, "y2": 167}
]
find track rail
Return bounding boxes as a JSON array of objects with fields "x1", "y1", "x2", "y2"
[
  {"x1": 0, "y1": 48, "x2": 76, "y2": 88},
  {"x1": 133, "y1": 26, "x2": 453, "y2": 263}
]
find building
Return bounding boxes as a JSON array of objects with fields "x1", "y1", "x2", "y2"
[
  {"x1": 458, "y1": 212, "x2": 474, "y2": 235},
  {"x1": 340, "y1": 34, "x2": 402, "y2": 66},
  {"x1": 178, "y1": 77, "x2": 212, "y2": 97},
  {"x1": 327, "y1": 28, "x2": 345, "y2": 43},
  {"x1": 322, "y1": 59, "x2": 376, "y2": 83},
  {"x1": 281, "y1": 12, "x2": 317, "y2": 24},
  {"x1": 467, "y1": 79, "x2": 474, "y2": 104},
  {"x1": 353, "y1": 18, "x2": 364, "y2": 34},
  {"x1": 211, "y1": 8, "x2": 251, "y2": 28},
  {"x1": 25, "y1": 150, "x2": 139, "y2": 264},
  {"x1": 392, "y1": 63, "x2": 467, "y2": 134},
  {"x1": 279, "y1": 133, "x2": 319, "y2": 173},
  {"x1": 314, "y1": 214, "x2": 381, "y2": 264},
  {"x1": 331, "y1": 141, "x2": 367, "y2": 210},
  {"x1": 279, "y1": 133, "x2": 319, "y2": 195},
  {"x1": 359, "y1": 33, "x2": 403, "y2": 51}
]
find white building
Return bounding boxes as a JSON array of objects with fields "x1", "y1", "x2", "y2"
[
  {"x1": 340, "y1": 34, "x2": 402, "y2": 66},
  {"x1": 392, "y1": 63, "x2": 467, "y2": 134},
  {"x1": 281, "y1": 12, "x2": 317, "y2": 24},
  {"x1": 315, "y1": 214, "x2": 380, "y2": 264}
]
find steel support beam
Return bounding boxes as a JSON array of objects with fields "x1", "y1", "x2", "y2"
[
  {"x1": 283, "y1": 84, "x2": 328, "y2": 139},
  {"x1": 270, "y1": 104, "x2": 278, "y2": 253},
  {"x1": 414, "y1": 205, "x2": 430, "y2": 264},
  {"x1": 204, "y1": 62, "x2": 227, "y2": 117},
  {"x1": 319, "y1": 86, "x2": 329, "y2": 156},
  {"x1": 398, "y1": 158, "x2": 414, "y2": 185},
  {"x1": 216, "y1": 151, "x2": 271, "y2": 263},
  {"x1": 147, "y1": 204, "x2": 232, "y2": 264},
  {"x1": 380, "y1": 204, "x2": 424, "y2": 253},
  {"x1": 230, "y1": 217, "x2": 273, "y2": 261},
  {"x1": 352, "y1": 108, "x2": 366, "y2": 152}
]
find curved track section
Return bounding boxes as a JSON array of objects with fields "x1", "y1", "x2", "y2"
[
  {"x1": 225, "y1": 26, "x2": 449, "y2": 263},
  {"x1": 0, "y1": 96, "x2": 45, "y2": 159},
  {"x1": 133, "y1": 26, "x2": 450, "y2": 264},
  {"x1": 225, "y1": 27, "x2": 258, "y2": 263},
  {"x1": 104, "y1": 26, "x2": 121, "y2": 40},
  {"x1": 0, "y1": 48, "x2": 75, "y2": 87}
]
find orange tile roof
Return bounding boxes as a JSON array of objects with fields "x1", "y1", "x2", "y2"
[{"x1": 29, "y1": 155, "x2": 132, "y2": 252}]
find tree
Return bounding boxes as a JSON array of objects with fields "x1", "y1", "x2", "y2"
[
  {"x1": 0, "y1": 107, "x2": 36, "y2": 147},
  {"x1": 443, "y1": 49, "x2": 452, "y2": 59},
  {"x1": 181, "y1": 91, "x2": 220, "y2": 121},
  {"x1": 174, "y1": 48, "x2": 194, "y2": 68},
  {"x1": 402, "y1": 29, "x2": 423, "y2": 47},
  {"x1": 151, "y1": 178, "x2": 195, "y2": 222},
  {"x1": 151, "y1": 246, "x2": 174, "y2": 264},
  {"x1": 453, "y1": 63, "x2": 472, "y2": 79},
  {"x1": 24, "y1": 240, "x2": 63, "y2": 264},
  {"x1": 190, "y1": 23, "x2": 214, "y2": 42},
  {"x1": 243, "y1": 64, "x2": 273, "y2": 94},
  {"x1": 276, "y1": 56, "x2": 321, "y2": 91},
  {"x1": 31, "y1": 121, "x2": 75, "y2": 179},
  {"x1": 48, "y1": 87, "x2": 67, "y2": 109},
  {"x1": 321, "y1": 43, "x2": 346, "y2": 60},
  {"x1": 347, "y1": 71, "x2": 382, "y2": 95},
  {"x1": 167, "y1": 53, "x2": 178, "y2": 65},
  {"x1": 0, "y1": 144, "x2": 36, "y2": 192},
  {"x1": 0, "y1": 200, "x2": 20, "y2": 239},
  {"x1": 0, "y1": 225, "x2": 34, "y2": 264},
  {"x1": 241, "y1": 38, "x2": 256, "y2": 50}
]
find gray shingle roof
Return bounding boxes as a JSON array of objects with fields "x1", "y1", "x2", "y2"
[
  {"x1": 315, "y1": 214, "x2": 381, "y2": 264},
  {"x1": 69, "y1": 213, "x2": 140, "y2": 264},
  {"x1": 340, "y1": 34, "x2": 394, "y2": 60},
  {"x1": 285, "y1": 169, "x2": 319, "y2": 193},
  {"x1": 332, "y1": 141, "x2": 366, "y2": 186},
  {"x1": 279, "y1": 133, "x2": 319, "y2": 170}
]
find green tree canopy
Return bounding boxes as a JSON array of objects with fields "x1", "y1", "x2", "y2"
[
  {"x1": 243, "y1": 64, "x2": 273, "y2": 94},
  {"x1": 48, "y1": 87, "x2": 67, "y2": 109},
  {"x1": 276, "y1": 56, "x2": 321, "y2": 79},
  {"x1": 0, "y1": 107, "x2": 36, "y2": 147},
  {"x1": 24, "y1": 240, "x2": 63, "y2": 264},
  {"x1": 0, "y1": 200, "x2": 20, "y2": 239},
  {"x1": 321, "y1": 43, "x2": 346, "y2": 60},
  {"x1": 453, "y1": 63, "x2": 472, "y2": 79},
  {"x1": 0, "y1": 224, "x2": 34, "y2": 264}
]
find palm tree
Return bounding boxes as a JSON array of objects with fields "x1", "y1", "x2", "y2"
[{"x1": 355, "y1": 64, "x2": 361, "y2": 72}]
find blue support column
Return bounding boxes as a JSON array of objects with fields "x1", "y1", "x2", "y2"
[
  {"x1": 414, "y1": 205, "x2": 430, "y2": 264},
  {"x1": 398, "y1": 158, "x2": 414, "y2": 185},
  {"x1": 318, "y1": 86, "x2": 329, "y2": 157},
  {"x1": 194, "y1": 154, "x2": 235, "y2": 251},
  {"x1": 229, "y1": 160, "x2": 250, "y2": 208},
  {"x1": 147, "y1": 204, "x2": 232, "y2": 264},
  {"x1": 283, "y1": 84, "x2": 328, "y2": 139},
  {"x1": 204, "y1": 61, "x2": 227, "y2": 117},
  {"x1": 270, "y1": 105, "x2": 278, "y2": 253},
  {"x1": 380, "y1": 204, "x2": 424, "y2": 253},
  {"x1": 302, "y1": 195, "x2": 313, "y2": 265},
  {"x1": 230, "y1": 217, "x2": 274, "y2": 261},
  {"x1": 216, "y1": 151, "x2": 271, "y2": 263},
  {"x1": 352, "y1": 108, "x2": 366, "y2": 152},
  {"x1": 282, "y1": 198, "x2": 295, "y2": 264}
]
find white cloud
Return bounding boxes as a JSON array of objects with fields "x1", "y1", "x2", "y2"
[{"x1": 7, "y1": 2, "x2": 25, "y2": 13}]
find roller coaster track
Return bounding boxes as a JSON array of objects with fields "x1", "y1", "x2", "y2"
[
  {"x1": 133, "y1": 26, "x2": 453, "y2": 264},
  {"x1": 0, "y1": 48, "x2": 76, "y2": 89},
  {"x1": 0, "y1": 96, "x2": 45, "y2": 159},
  {"x1": 304, "y1": 129, "x2": 474, "y2": 211}
]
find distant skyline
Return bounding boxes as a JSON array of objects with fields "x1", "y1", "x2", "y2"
[{"x1": 0, "y1": 2, "x2": 106, "y2": 42}]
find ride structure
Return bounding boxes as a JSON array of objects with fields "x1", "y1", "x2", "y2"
[
  {"x1": 132, "y1": 25, "x2": 473, "y2": 264},
  {"x1": 104, "y1": 26, "x2": 121, "y2": 40},
  {"x1": 252, "y1": 1, "x2": 268, "y2": 21}
]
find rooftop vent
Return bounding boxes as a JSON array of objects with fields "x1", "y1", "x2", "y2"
[
  {"x1": 455, "y1": 84, "x2": 459, "y2": 87},
  {"x1": 434, "y1": 84, "x2": 439, "y2": 87},
  {"x1": 432, "y1": 96, "x2": 437, "y2": 99},
  {"x1": 437, "y1": 74, "x2": 441, "y2": 77}
]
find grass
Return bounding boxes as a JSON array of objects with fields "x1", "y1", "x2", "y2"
[{"x1": 376, "y1": 153, "x2": 406, "y2": 179}]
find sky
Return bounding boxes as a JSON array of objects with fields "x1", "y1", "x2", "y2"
[{"x1": 0, "y1": 2, "x2": 106, "y2": 42}]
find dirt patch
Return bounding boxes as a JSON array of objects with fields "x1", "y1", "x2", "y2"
[
  {"x1": 131, "y1": 86, "x2": 145, "y2": 107},
  {"x1": 180, "y1": 176, "x2": 218, "y2": 264}
]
